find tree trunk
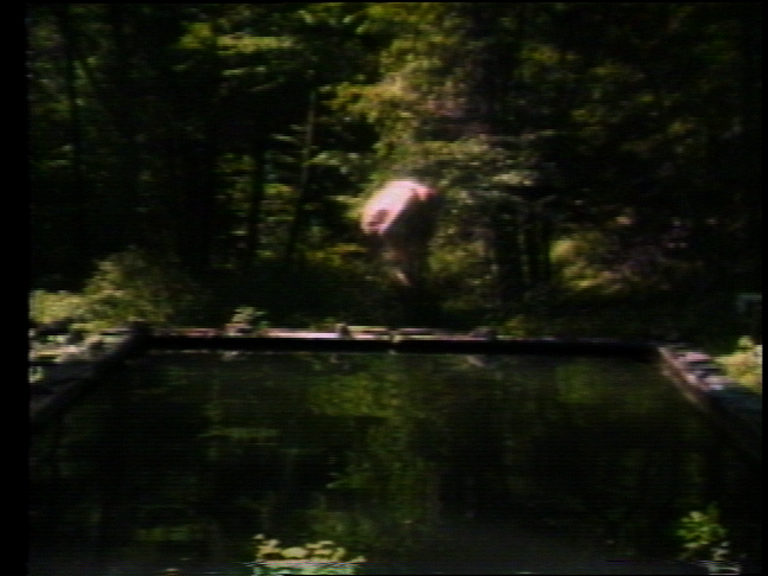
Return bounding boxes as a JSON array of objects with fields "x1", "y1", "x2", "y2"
[
  {"x1": 241, "y1": 145, "x2": 266, "y2": 273},
  {"x1": 106, "y1": 5, "x2": 142, "y2": 248},
  {"x1": 492, "y1": 210, "x2": 524, "y2": 306},
  {"x1": 53, "y1": 6, "x2": 91, "y2": 271},
  {"x1": 181, "y1": 141, "x2": 217, "y2": 275},
  {"x1": 735, "y1": 4, "x2": 761, "y2": 290},
  {"x1": 283, "y1": 89, "x2": 317, "y2": 267}
]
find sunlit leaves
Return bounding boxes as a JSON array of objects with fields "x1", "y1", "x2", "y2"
[
  {"x1": 176, "y1": 21, "x2": 217, "y2": 50},
  {"x1": 217, "y1": 34, "x2": 297, "y2": 55},
  {"x1": 330, "y1": 2, "x2": 471, "y2": 162},
  {"x1": 80, "y1": 248, "x2": 203, "y2": 330},
  {"x1": 550, "y1": 231, "x2": 620, "y2": 294},
  {"x1": 716, "y1": 337, "x2": 763, "y2": 393},
  {"x1": 676, "y1": 503, "x2": 730, "y2": 562},
  {"x1": 29, "y1": 290, "x2": 89, "y2": 325}
]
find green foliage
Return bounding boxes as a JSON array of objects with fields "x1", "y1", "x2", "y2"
[
  {"x1": 29, "y1": 3, "x2": 760, "y2": 329},
  {"x1": 30, "y1": 249, "x2": 204, "y2": 333},
  {"x1": 550, "y1": 231, "x2": 623, "y2": 295},
  {"x1": 29, "y1": 290, "x2": 89, "y2": 326},
  {"x1": 230, "y1": 306, "x2": 269, "y2": 330},
  {"x1": 676, "y1": 503, "x2": 731, "y2": 563},
  {"x1": 291, "y1": 244, "x2": 394, "y2": 324},
  {"x1": 715, "y1": 337, "x2": 762, "y2": 393},
  {"x1": 550, "y1": 220, "x2": 702, "y2": 298},
  {"x1": 251, "y1": 534, "x2": 365, "y2": 576},
  {"x1": 81, "y1": 248, "x2": 202, "y2": 331}
]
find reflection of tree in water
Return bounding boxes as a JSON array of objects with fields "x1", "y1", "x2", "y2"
[
  {"x1": 29, "y1": 353, "x2": 762, "y2": 573},
  {"x1": 304, "y1": 355, "x2": 444, "y2": 554},
  {"x1": 303, "y1": 354, "x2": 761, "y2": 562}
]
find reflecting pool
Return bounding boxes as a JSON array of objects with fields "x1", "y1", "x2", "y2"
[{"x1": 29, "y1": 352, "x2": 761, "y2": 575}]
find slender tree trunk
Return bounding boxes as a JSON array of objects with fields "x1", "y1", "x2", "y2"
[
  {"x1": 54, "y1": 6, "x2": 90, "y2": 269},
  {"x1": 539, "y1": 214, "x2": 553, "y2": 283},
  {"x1": 522, "y1": 211, "x2": 539, "y2": 287},
  {"x1": 492, "y1": 210, "x2": 524, "y2": 305},
  {"x1": 173, "y1": 29, "x2": 221, "y2": 275},
  {"x1": 283, "y1": 89, "x2": 317, "y2": 267},
  {"x1": 106, "y1": 4, "x2": 142, "y2": 248},
  {"x1": 523, "y1": 201, "x2": 555, "y2": 288},
  {"x1": 241, "y1": 144, "x2": 266, "y2": 273},
  {"x1": 180, "y1": 133, "x2": 217, "y2": 275},
  {"x1": 736, "y1": 4, "x2": 761, "y2": 289}
]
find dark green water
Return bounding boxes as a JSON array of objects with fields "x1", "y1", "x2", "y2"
[{"x1": 29, "y1": 352, "x2": 761, "y2": 575}]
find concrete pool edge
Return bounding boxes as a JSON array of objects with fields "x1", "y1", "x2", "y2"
[{"x1": 657, "y1": 344, "x2": 762, "y2": 463}]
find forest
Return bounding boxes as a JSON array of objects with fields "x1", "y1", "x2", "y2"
[{"x1": 28, "y1": 3, "x2": 761, "y2": 347}]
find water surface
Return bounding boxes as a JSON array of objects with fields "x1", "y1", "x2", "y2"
[{"x1": 29, "y1": 352, "x2": 761, "y2": 574}]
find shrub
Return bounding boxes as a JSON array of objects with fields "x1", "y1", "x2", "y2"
[
  {"x1": 250, "y1": 534, "x2": 365, "y2": 576},
  {"x1": 30, "y1": 248, "x2": 204, "y2": 334},
  {"x1": 29, "y1": 290, "x2": 88, "y2": 326},
  {"x1": 676, "y1": 503, "x2": 742, "y2": 574},
  {"x1": 716, "y1": 337, "x2": 762, "y2": 393},
  {"x1": 80, "y1": 248, "x2": 202, "y2": 331},
  {"x1": 230, "y1": 306, "x2": 268, "y2": 327},
  {"x1": 676, "y1": 503, "x2": 730, "y2": 562}
]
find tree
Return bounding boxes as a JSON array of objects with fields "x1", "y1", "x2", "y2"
[{"x1": 29, "y1": 3, "x2": 760, "y2": 325}]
